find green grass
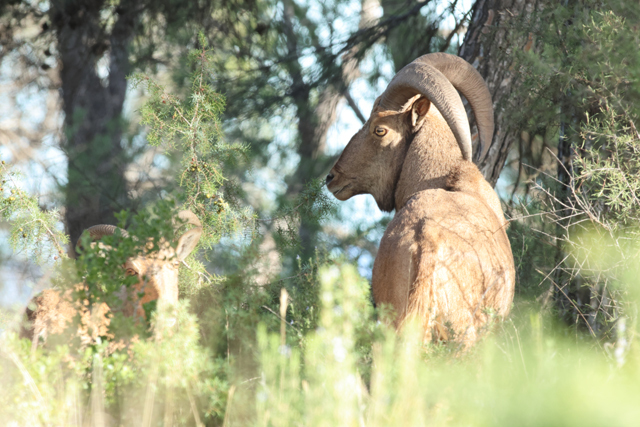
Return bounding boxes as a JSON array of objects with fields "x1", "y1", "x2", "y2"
[{"x1": 1, "y1": 263, "x2": 638, "y2": 426}]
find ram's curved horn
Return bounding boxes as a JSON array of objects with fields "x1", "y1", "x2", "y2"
[
  {"x1": 83, "y1": 224, "x2": 129, "y2": 240},
  {"x1": 377, "y1": 53, "x2": 494, "y2": 161},
  {"x1": 414, "y1": 53, "x2": 494, "y2": 160},
  {"x1": 76, "y1": 224, "x2": 129, "y2": 252}
]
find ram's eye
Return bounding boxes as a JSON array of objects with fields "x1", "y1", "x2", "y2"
[
  {"x1": 125, "y1": 268, "x2": 138, "y2": 276},
  {"x1": 374, "y1": 126, "x2": 388, "y2": 137}
]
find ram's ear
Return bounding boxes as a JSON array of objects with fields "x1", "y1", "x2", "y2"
[
  {"x1": 175, "y1": 228, "x2": 202, "y2": 262},
  {"x1": 410, "y1": 97, "x2": 431, "y2": 128}
]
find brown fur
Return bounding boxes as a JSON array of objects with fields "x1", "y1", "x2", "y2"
[
  {"x1": 22, "y1": 286, "x2": 114, "y2": 353},
  {"x1": 328, "y1": 97, "x2": 515, "y2": 346},
  {"x1": 21, "y1": 215, "x2": 202, "y2": 348}
]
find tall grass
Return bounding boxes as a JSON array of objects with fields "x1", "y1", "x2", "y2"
[
  {"x1": 1, "y1": 247, "x2": 638, "y2": 427},
  {"x1": 250, "y1": 263, "x2": 639, "y2": 427}
]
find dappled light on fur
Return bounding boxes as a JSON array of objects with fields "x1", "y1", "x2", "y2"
[
  {"x1": 21, "y1": 210, "x2": 202, "y2": 350},
  {"x1": 327, "y1": 53, "x2": 515, "y2": 346}
]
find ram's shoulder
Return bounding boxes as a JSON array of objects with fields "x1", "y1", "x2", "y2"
[
  {"x1": 388, "y1": 187, "x2": 505, "y2": 241},
  {"x1": 446, "y1": 161, "x2": 509, "y2": 228}
]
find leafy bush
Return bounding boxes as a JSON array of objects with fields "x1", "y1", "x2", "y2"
[{"x1": 2, "y1": 10, "x2": 640, "y2": 425}]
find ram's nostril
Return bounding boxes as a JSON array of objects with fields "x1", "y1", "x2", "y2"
[{"x1": 325, "y1": 173, "x2": 335, "y2": 185}]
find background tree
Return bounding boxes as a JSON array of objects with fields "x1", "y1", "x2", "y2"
[
  {"x1": 461, "y1": 0, "x2": 640, "y2": 336},
  {"x1": 1, "y1": 0, "x2": 262, "y2": 251},
  {"x1": 2, "y1": 0, "x2": 640, "y2": 424},
  {"x1": 458, "y1": 0, "x2": 539, "y2": 183}
]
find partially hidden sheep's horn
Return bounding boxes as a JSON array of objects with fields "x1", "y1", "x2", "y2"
[
  {"x1": 76, "y1": 224, "x2": 129, "y2": 252},
  {"x1": 84, "y1": 225, "x2": 129, "y2": 239},
  {"x1": 377, "y1": 53, "x2": 494, "y2": 162}
]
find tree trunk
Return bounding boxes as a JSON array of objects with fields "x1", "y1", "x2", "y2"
[
  {"x1": 459, "y1": 0, "x2": 539, "y2": 185},
  {"x1": 51, "y1": 0, "x2": 137, "y2": 252}
]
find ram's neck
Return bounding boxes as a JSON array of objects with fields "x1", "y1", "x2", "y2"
[{"x1": 394, "y1": 111, "x2": 463, "y2": 211}]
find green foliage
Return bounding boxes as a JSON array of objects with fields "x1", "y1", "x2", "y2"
[
  {"x1": 2, "y1": 235, "x2": 640, "y2": 426},
  {"x1": 505, "y1": 1, "x2": 640, "y2": 178},
  {"x1": 255, "y1": 264, "x2": 372, "y2": 426},
  {"x1": 574, "y1": 112, "x2": 640, "y2": 231},
  {"x1": 273, "y1": 178, "x2": 336, "y2": 253},
  {"x1": 510, "y1": 1, "x2": 640, "y2": 155},
  {"x1": 7, "y1": 2, "x2": 640, "y2": 424},
  {"x1": 1, "y1": 29, "x2": 342, "y2": 424},
  {"x1": 0, "y1": 302, "x2": 227, "y2": 425},
  {"x1": 0, "y1": 161, "x2": 69, "y2": 264},
  {"x1": 131, "y1": 33, "x2": 252, "y2": 249},
  {"x1": 501, "y1": 0, "x2": 640, "y2": 337},
  {"x1": 72, "y1": 200, "x2": 211, "y2": 318},
  {"x1": 250, "y1": 263, "x2": 640, "y2": 427},
  {"x1": 506, "y1": 199, "x2": 558, "y2": 299}
]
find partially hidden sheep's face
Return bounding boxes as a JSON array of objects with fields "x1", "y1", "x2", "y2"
[
  {"x1": 123, "y1": 240, "x2": 181, "y2": 317},
  {"x1": 23, "y1": 211, "x2": 202, "y2": 348},
  {"x1": 28, "y1": 241, "x2": 186, "y2": 344},
  {"x1": 122, "y1": 227, "x2": 202, "y2": 317},
  {"x1": 326, "y1": 97, "x2": 430, "y2": 212}
]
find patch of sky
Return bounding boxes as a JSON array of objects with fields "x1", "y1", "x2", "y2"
[
  {"x1": 14, "y1": 85, "x2": 47, "y2": 130},
  {"x1": 494, "y1": 169, "x2": 512, "y2": 201},
  {"x1": 153, "y1": 152, "x2": 171, "y2": 171},
  {"x1": 299, "y1": 51, "x2": 317, "y2": 85},
  {"x1": 321, "y1": 45, "x2": 396, "y2": 279},
  {"x1": 246, "y1": 168, "x2": 286, "y2": 211},
  {"x1": 305, "y1": 0, "x2": 363, "y2": 57},
  {"x1": 0, "y1": 138, "x2": 67, "y2": 305},
  {"x1": 123, "y1": 80, "x2": 143, "y2": 121},
  {"x1": 357, "y1": 252, "x2": 374, "y2": 279},
  {"x1": 435, "y1": 0, "x2": 474, "y2": 47},
  {"x1": 1, "y1": 56, "x2": 54, "y2": 133},
  {"x1": 130, "y1": 132, "x2": 149, "y2": 152},
  {"x1": 0, "y1": 52, "x2": 69, "y2": 306},
  {"x1": 358, "y1": 43, "x2": 395, "y2": 80},
  {"x1": 27, "y1": 143, "x2": 67, "y2": 199},
  {"x1": 342, "y1": 244, "x2": 375, "y2": 279},
  {"x1": 96, "y1": 52, "x2": 110, "y2": 86},
  {"x1": 0, "y1": 69, "x2": 66, "y2": 200},
  {"x1": 265, "y1": 113, "x2": 300, "y2": 174},
  {"x1": 38, "y1": 1, "x2": 50, "y2": 13},
  {"x1": 325, "y1": 98, "x2": 363, "y2": 156},
  {"x1": 0, "y1": 234, "x2": 48, "y2": 308}
]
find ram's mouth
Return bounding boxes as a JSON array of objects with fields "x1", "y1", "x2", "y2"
[{"x1": 329, "y1": 183, "x2": 350, "y2": 199}]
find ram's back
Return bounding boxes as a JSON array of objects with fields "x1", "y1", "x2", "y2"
[{"x1": 372, "y1": 188, "x2": 515, "y2": 344}]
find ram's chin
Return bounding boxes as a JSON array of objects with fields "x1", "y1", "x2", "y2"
[
  {"x1": 327, "y1": 182, "x2": 352, "y2": 201},
  {"x1": 334, "y1": 192, "x2": 353, "y2": 201}
]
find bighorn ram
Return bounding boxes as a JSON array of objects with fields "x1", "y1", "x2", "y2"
[
  {"x1": 21, "y1": 210, "x2": 202, "y2": 348},
  {"x1": 326, "y1": 53, "x2": 515, "y2": 344}
]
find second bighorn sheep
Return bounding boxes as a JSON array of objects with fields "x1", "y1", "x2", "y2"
[
  {"x1": 22, "y1": 210, "x2": 202, "y2": 348},
  {"x1": 326, "y1": 53, "x2": 515, "y2": 344}
]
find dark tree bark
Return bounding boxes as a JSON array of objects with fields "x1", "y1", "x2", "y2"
[
  {"x1": 51, "y1": 0, "x2": 139, "y2": 251},
  {"x1": 459, "y1": 0, "x2": 539, "y2": 185}
]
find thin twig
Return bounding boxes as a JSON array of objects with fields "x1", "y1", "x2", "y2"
[
  {"x1": 221, "y1": 385, "x2": 236, "y2": 427},
  {"x1": 262, "y1": 305, "x2": 300, "y2": 332},
  {"x1": 512, "y1": 322, "x2": 529, "y2": 381},
  {"x1": 186, "y1": 384, "x2": 205, "y2": 427}
]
